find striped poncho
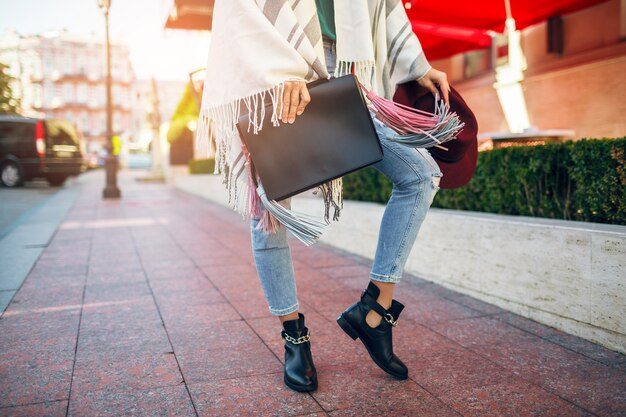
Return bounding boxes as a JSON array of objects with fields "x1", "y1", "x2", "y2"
[{"x1": 196, "y1": 0, "x2": 432, "y2": 244}]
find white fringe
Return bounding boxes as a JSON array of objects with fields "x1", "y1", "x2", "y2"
[
  {"x1": 334, "y1": 60, "x2": 377, "y2": 93},
  {"x1": 257, "y1": 183, "x2": 326, "y2": 246},
  {"x1": 194, "y1": 80, "x2": 343, "y2": 239}
]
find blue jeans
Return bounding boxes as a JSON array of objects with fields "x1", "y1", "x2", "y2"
[{"x1": 250, "y1": 39, "x2": 443, "y2": 316}]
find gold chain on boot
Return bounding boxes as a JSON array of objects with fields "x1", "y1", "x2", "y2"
[{"x1": 282, "y1": 330, "x2": 311, "y2": 344}]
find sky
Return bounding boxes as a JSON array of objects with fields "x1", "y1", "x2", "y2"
[{"x1": 0, "y1": 0, "x2": 211, "y2": 81}]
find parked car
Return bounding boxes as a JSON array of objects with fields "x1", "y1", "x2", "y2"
[{"x1": 0, "y1": 115, "x2": 85, "y2": 187}]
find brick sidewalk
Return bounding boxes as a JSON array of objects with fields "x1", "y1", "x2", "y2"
[{"x1": 0, "y1": 170, "x2": 624, "y2": 416}]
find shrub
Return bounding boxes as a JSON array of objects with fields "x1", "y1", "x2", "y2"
[
  {"x1": 188, "y1": 158, "x2": 215, "y2": 174},
  {"x1": 342, "y1": 137, "x2": 626, "y2": 225}
]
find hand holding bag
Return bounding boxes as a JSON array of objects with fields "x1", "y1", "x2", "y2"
[{"x1": 237, "y1": 74, "x2": 383, "y2": 202}]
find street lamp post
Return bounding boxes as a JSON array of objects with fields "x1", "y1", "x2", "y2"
[{"x1": 98, "y1": 0, "x2": 121, "y2": 199}]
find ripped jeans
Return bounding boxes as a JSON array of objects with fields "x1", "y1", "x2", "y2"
[{"x1": 249, "y1": 39, "x2": 444, "y2": 316}]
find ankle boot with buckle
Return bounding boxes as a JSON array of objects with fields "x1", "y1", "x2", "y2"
[
  {"x1": 336, "y1": 281, "x2": 408, "y2": 380},
  {"x1": 281, "y1": 313, "x2": 318, "y2": 392}
]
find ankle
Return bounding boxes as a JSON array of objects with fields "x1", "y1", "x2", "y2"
[
  {"x1": 364, "y1": 281, "x2": 394, "y2": 327},
  {"x1": 280, "y1": 311, "x2": 300, "y2": 325},
  {"x1": 365, "y1": 310, "x2": 382, "y2": 328}
]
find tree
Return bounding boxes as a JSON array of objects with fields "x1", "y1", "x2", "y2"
[{"x1": 0, "y1": 62, "x2": 21, "y2": 115}]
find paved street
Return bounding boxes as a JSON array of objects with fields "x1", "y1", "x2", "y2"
[
  {"x1": 0, "y1": 179, "x2": 65, "y2": 239},
  {"x1": 0, "y1": 169, "x2": 624, "y2": 416}
]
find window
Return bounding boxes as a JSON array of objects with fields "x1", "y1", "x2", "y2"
[
  {"x1": 463, "y1": 49, "x2": 492, "y2": 79},
  {"x1": 63, "y1": 84, "x2": 73, "y2": 103},
  {"x1": 80, "y1": 112, "x2": 89, "y2": 132},
  {"x1": 45, "y1": 119, "x2": 80, "y2": 146},
  {"x1": 77, "y1": 83, "x2": 88, "y2": 103},
  {"x1": 0, "y1": 122, "x2": 35, "y2": 140}
]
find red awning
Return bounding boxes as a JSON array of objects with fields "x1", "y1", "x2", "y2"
[
  {"x1": 165, "y1": 0, "x2": 214, "y2": 31},
  {"x1": 163, "y1": 0, "x2": 609, "y2": 59},
  {"x1": 404, "y1": 0, "x2": 610, "y2": 59}
]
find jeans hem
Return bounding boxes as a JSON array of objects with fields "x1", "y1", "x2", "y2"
[
  {"x1": 370, "y1": 272, "x2": 402, "y2": 283},
  {"x1": 269, "y1": 302, "x2": 300, "y2": 317}
]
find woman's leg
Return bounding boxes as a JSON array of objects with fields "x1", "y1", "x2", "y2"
[
  {"x1": 250, "y1": 203, "x2": 318, "y2": 391},
  {"x1": 249, "y1": 201, "x2": 300, "y2": 323},
  {"x1": 366, "y1": 117, "x2": 443, "y2": 326},
  {"x1": 336, "y1": 117, "x2": 443, "y2": 379}
]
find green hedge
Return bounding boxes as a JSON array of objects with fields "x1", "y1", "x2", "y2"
[
  {"x1": 342, "y1": 138, "x2": 626, "y2": 225},
  {"x1": 188, "y1": 158, "x2": 215, "y2": 174}
]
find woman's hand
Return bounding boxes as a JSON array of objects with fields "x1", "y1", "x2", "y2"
[
  {"x1": 417, "y1": 68, "x2": 450, "y2": 105},
  {"x1": 281, "y1": 80, "x2": 311, "y2": 124}
]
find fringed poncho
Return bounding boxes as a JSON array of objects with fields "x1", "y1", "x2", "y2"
[{"x1": 196, "y1": 0, "x2": 435, "y2": 245}]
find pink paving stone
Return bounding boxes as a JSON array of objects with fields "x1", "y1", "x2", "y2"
[
  {"x1": 294, "y1": 270, "x2": 347, "y2": 292},
  {"x1": 158, "y1": 301, "x2": 242, "y2": 327},
  {"x1": 311, "y1": 364, "x2": 458, "y2": 416},
  {"x1": 400, "y1": 296, "x2": 486, "y2": 325},
  {"x1": 404, "y1": 347, "x2": 513, "y2": 396},
  {"x1": 85, "y1": 271, "x2": 147, "y2": 286},
  {"x1": 0, "y1": 400, "x2": 68, "y2": 417},
  {"x1": 295, "y1": 251, "x2": 357, "y2": 269},
  {"x1": 147, "y1": 267, "x2": 215, "y2": 292},
  {"x1": 191, "y1": 254, "x2": 248, "y2": 268},
  {"x1": 7, "y1": 281, "x2": 84, "y2": 310},
  {"x1": 442, "y1": 379, "x2": 594, "y2": 417},
  {"x1": 314, "y1": 264, "x2": 371, "y2": 280},
  {"x1": 0, "y1": 326, "x2": 75, "y2": 406},
  {"x1": 0, "y1": 310, "x2": 80, "y2": 347},
  {"x1": 77, "y1": 321, "x2": 170, "y2": 355},
  {"x1": 427, "y1": 316, "x2": 540, "y2": 349},
  {"x1": 79, "y1": 297, "x2": 162, "y2": 327},
  {"x1": 68, "y1": 384, "x2": 195, "y2": 417},
  {"x1": 495, "y1": 312, "x2": 626, "y2": 368},
  {"x1": 476, "y1": 339, "x2": 626, "y2": 415},
  {"x1": 175, "y1": 342, "x2": 282, "y2": 385},
  {"x1": 298, "y1": 289, "x2": 361, "y2": 315},
  {"x1": 218, "y1": 283, "x2": 266, "y2": 304},
  {"x1": 188, "y1": 373, "x2": 324, "y2": 417},
  {"x1": 206, "y1": 273, "x2": 261, "y2": 291},
  {"x1": 150, "y1": 280, "x2": 226, "y2": 306},
  {"x1": 200, "y1": 264, "x2": 258, "y2": 283},
  {"x1": 227, "y1": 294, "x2": 275, "y2": 320},
  {"x1": 167, "y1": 319, "x2": 256, "y2": 352},
  {"x1": 86, "y1": 263, "x2": 144, "y2": 275},
  {"x1": 82, "y1": 281, "x2": 153, "y2": 304},
  {"x1": 318, "y1": 274, "x2": 373, "y2": 292},
  {"x1": 394, "y1": 323, "x2": 466, "y2": 357},
  {"x1": 32, "y1": 264, "x2": 87, "y2": 275},
  {"x1": 442, "y1": 293, "x2": 507, "y2": 315},
  {"x1": 144, "y1": 265, "x2": 206, "y2": 281},
  {"x1": 71, "y1": 349, "x2": 183, "y2": 395}
]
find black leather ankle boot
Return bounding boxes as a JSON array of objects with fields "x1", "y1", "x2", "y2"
[
  {"x1": 281, "y1": 313, "x2": 318, "y2": 392},
  {"x1": 336, "y1": 281, "x2": 408, "y2": 380}
]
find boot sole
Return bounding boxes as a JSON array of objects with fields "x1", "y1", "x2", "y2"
[
  {"x1": 336, "y1": 314, "x2": 408, "y2": 380},
  {"x1": 284, "y1": 376, "x2": 318, "y2": 392}
]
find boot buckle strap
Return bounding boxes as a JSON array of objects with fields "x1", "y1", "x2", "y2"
[
  {"x1": 282, "y1": 330, "x2": 311, "y2": 345},
  {"x1": 384, "y1": 313, "x2": 398, "y2": 327}
]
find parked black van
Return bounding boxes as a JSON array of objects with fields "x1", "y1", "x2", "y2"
[{"x1": 0, "y1": 116, "x2": 85, "y2": 187}]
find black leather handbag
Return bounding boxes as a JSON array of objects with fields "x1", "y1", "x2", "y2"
[{"x1": 237, "y1": 74, "x2": 383, "y2": 201}]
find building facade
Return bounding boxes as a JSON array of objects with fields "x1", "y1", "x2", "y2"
[
  {"x1": 0, "y1": 29, "x2": 134, "y2": 153},
  {"x1": 436, "y1": 0, "x2": 626, "y2": 141}
]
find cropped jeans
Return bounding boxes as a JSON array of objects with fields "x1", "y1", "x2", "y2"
[{"x1": 250, "y1": 38, "x2": 443, "y2": 316}]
